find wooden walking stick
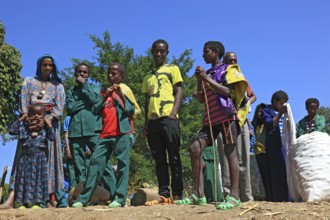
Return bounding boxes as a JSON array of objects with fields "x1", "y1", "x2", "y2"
[{"x1": 201, "y1": 80, "x2": 218, "y2": 206}]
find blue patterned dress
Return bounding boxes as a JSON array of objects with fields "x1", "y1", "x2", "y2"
[{"x1": 9, "y1": 55, "x2": 65, "y2": 198}]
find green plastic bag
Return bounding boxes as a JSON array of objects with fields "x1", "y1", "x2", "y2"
[{"x1": 202, "y1": 145, "x2": 223, "y2": 203}]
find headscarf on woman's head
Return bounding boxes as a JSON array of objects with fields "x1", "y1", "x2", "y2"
[
  {"x1": 251, "y1": 103, "x2": 267, "y2": 127},
  {"x1": 36, "y1": 54, "x2": 62, "y2": 84}
]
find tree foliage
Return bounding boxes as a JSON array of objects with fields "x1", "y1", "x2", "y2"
[
  {"x1": 60, "y1": 32, "x2": 204, "y2": 191},
  {"x1": 318, "y1": 106, "x2": 330, "y2": 135},
  {"x1": 0, "y1": 21, "x2": 23, "y2": 143}
]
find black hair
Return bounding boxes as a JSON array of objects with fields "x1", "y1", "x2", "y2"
[
  {"x1": 204, "y1": 41, "x2": 225, "y2": 59},
  {"x1": 305, "y1": 98, "x2": 320, "y2": 109},
  {"x1": 152, "y1": 39, "x2": 169, "y2": 51},
  {"x1": 36, "y1": 54, "x2": 62, "y2": 84},
  {"x1": 75, "y1": 63, "x2": 90, "y2": 74},
  {"x1": 109, "y1": 62, "x2": 125, "y2": 75},
  {"x1": 271, "y1": 90, "x2": 289, "y2": 104},
  {"x1": 251, "y1": 103, "x2": 267, "y2": 127}
]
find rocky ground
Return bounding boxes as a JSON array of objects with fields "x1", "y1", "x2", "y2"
[{"x1": 1, "y1": 200, "x2": 330, "y2": 220}]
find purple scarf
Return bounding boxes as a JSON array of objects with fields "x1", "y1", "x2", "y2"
[{"x1": 207, "y1": 63, "x2": 236, "y2": 117}]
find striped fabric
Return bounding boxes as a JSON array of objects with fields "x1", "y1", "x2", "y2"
[{"x1": 203, "y1": 86, "x2": 234, "y2": 126}]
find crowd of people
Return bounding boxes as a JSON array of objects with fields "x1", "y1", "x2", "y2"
[{"x1": 0, "y1": 39, "x2": 326, "y2": 210}]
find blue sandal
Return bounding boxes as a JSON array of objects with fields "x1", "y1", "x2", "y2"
[{"x1": 217, "y1": 195, "x2": 240, "y2": 210}]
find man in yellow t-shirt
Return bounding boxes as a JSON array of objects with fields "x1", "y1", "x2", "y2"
[{"x1": 142, "y1": 39, "x2": 184, "y2": 205}]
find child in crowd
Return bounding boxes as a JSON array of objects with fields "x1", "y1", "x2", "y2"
[
  {"x1": 62, "y1": 115, "x2": 92, "y2": 193},
  {"x1": 262, "y1": 91, "x2": 289, "y2": 202},
  {"x1": 54, "y1": 164, "x2": 70, "y2": 208},
  {"x1": 9, "y1": 104, "x2": 55, "y2": 209},
  {"x1": 66, "y1": 63, "x2": 113, "y2": 194},
  {"x1": 251, "y1": 103, "x2": 270, "y2": 200},
  {"x1": 62, "y1": 115, "x2": 76, "y2": 191},
  {"x1": 177, "y1": 41, "x2": 243, "y2": 210},
  {"x1": 296, "y1": 98, "x2": 326, "y2": 138},
  {"x1": 72, "y1": 62, "x2": 135, "y2": 208},
  {"x1": 222, "y1": 51, "x2": 256, "y2": 202}
]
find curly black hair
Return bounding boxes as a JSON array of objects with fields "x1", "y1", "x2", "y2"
[
  {"x1": 305, "y1": 98, "x2": 319, "y2": 109},
  {"x1": 152, "y1": 39, "x2": 169, "y2": 51},
  {"x1": 271, "y1": 90, "x2": 289, "y2": 104},
  {"x1": 204, "y1": 41, "x2": 225, "y2": 59},
  {"x1": 74, "y1": 63, "x2": 90, "y2": 75},
  {"x1": 109, "y1": 62, "x2": 126, "y2": 75}
]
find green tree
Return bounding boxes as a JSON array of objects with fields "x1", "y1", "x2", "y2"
[
  {"x1": 318, "y1": 106, "x2": 330, "y2": 135},
  {"x1": 0, "y1": 21, "x2": 23, "y2": 143},
  {"x1": 60, "y1": 32, "x2": 204, "y2": 191}
]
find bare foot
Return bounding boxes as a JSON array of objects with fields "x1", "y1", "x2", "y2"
[
  {"x1": 0, "y1": 190, "x2": 14, "y2": 209},
  {"x1": 171, "y1": 195, "x2": 182, "y2": 204},
  {"x1": 46, "y1": 201, "x2": 54, "y2": 208},
  {"x1": 172, "y1": 195, "x2": 182, "y2": 201}
]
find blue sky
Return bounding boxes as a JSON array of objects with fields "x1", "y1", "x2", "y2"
[{"x1": 1, "y1": 0, "x2": 330, "y2": 183}]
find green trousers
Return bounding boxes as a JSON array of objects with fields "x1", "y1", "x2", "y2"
[
  {"x1": 69, "y1": 135, "x2": 114, "y2": 194},
  {"x1": 78, "y1": 134, "x2": 130, "y2": 206},
  {"x1": 55, "y1": 188, "x2": 68, "y2": 208},
  {"x1": 66, "y1": 159, "x2": 76, "y2": 191}
]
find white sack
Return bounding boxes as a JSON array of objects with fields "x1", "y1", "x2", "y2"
[{"x1": 291, "y1": 132, "x2": 330, "y2": 202}]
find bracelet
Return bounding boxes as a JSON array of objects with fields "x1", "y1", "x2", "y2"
[{"x1": 197, "y1": 90, "x2": 204, "y2": 94}]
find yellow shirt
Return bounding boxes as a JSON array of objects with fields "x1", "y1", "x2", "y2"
[
  {"x1": 141, "y1": 64, "x2": 183, "y2": 119},
  {"x1": 254, "y1": 124, "x2": 266, "y2": 154}
]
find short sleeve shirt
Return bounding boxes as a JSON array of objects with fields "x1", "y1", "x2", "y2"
[
  {"x1": 63, "y1": 116, "x2": 71, "y2": 132},
  {"x1": 141, "y1": 64, "x2": 183, "y2": 119}
]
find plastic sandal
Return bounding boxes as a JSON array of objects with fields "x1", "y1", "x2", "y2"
[
  {"x1": 176, "y1": 194, "x2": 206, "y2": 205},
  {"x1": 72, "y1": 202, "x2": 84, "y2": 208},
  {"x1": 144, "y1": 196, "x2": 171, "y2": 206},
  {"x1": 191, "y1": 194, "x2": 207, "y2": 205},
  {"x1": 108, "y1": 196, "x2": 122, "y2": 208},
  {"x1": 17, "y1": 205, "x2": 26, "y2": 210},
  {"x1": 176, "y1": 197, "x2": 193, "y2": 205},
  {"x1": 217, "y1": 195, "x2": 240, "y2": 210},
  {"x1": 31, "y1": 205, "x2": 42, "y2": 209}
]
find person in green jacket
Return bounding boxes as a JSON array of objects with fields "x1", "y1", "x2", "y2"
[
  {"x1": 66, "y1": 63, "x2": 114, "y2": 196},
  {"x1": 72, "y1": 62, "x2": 135, "y2": 208},
  {"x1": 297, "y1": 98, "x2": 326, "y2": 138}
]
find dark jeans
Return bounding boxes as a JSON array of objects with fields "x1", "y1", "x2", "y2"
[{"x1": 147, "y1": 117, "x2": 183, "y2": 198}]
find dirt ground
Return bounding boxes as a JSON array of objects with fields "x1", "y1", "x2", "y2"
[{"x1": 1, "y1": 200, "x2": 330, "y2": 220}]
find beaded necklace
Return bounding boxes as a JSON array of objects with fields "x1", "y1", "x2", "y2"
[{"x1": 37, "y1": 80, "x2": 49, "y2": 100}]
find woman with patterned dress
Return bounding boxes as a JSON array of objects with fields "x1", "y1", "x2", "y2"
[{"x1": 0, "y1": 54, "x2": 65, "y2": 209}]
